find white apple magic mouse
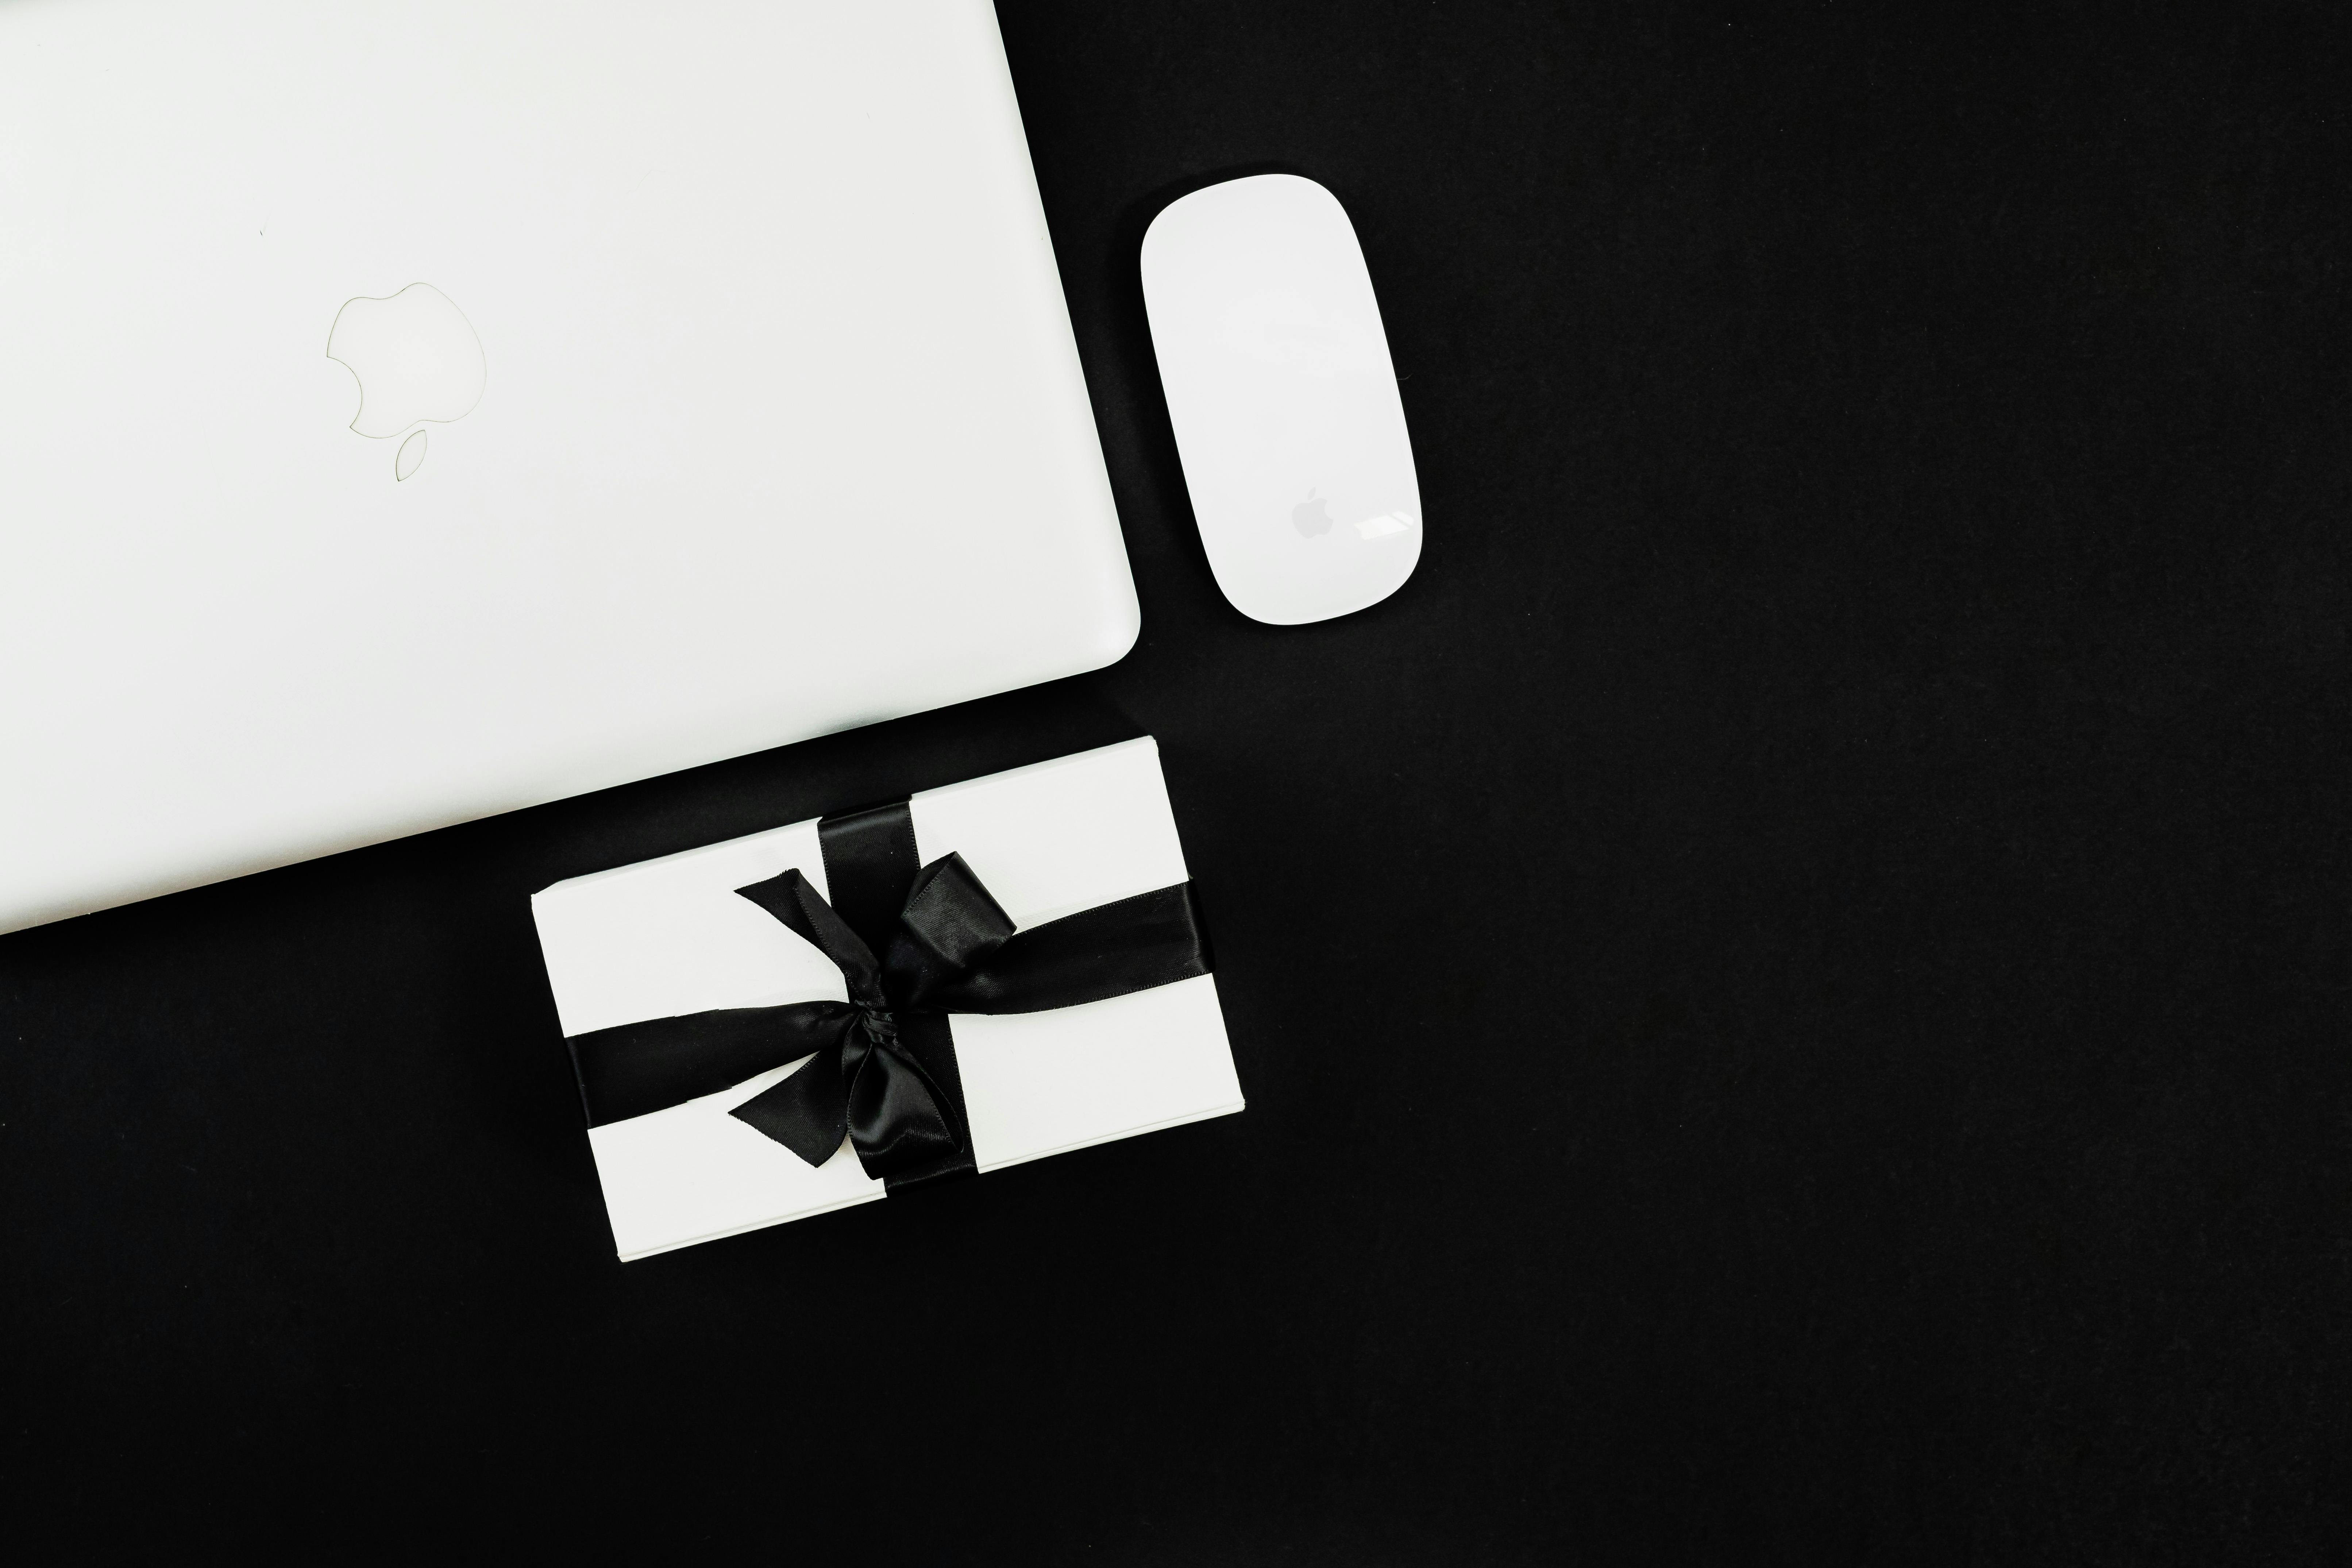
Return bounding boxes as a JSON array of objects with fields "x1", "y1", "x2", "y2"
[{"x1": 1140, "y1": 173, "x2": 1422, "y2": 625}]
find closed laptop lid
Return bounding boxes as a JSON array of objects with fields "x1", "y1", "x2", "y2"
[{"x1": 0, "y1": 0, "x2": 1138, "y2": 934}]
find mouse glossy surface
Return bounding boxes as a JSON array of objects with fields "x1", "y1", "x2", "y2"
[{"x1": 1141, "y1": 174, "x2": 1421, "y2": 624}]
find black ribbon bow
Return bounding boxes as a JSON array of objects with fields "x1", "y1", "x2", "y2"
[{"x1": 564, "y1": 799, "x2": 1212, "y2": 1190}]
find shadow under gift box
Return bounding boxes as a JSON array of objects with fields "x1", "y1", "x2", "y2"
[{"x1": 529, "y1": 738, "x2": 1245, "y2": 1260}]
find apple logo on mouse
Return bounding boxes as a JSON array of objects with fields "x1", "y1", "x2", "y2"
[
  {"x1": 325, "y1": 283, "x2": 486, "y2": 481},
  {"x1": 1291, "y1": 488, "x2": 1334, "y2": 538}
]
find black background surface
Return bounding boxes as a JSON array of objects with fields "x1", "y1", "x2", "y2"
[{"x1": 4, "y1": 3, "x2": 2348, "y2": 1561}]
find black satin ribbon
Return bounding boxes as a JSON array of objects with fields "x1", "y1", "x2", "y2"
[{"x1": 563, "y1": 798, "x2": 1212, "y2": 1190}]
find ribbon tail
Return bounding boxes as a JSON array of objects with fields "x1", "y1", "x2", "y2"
[
  {"x1": 570, "y1": 1001, "x2": 860, "y2": 1128},
  {"x1": 731, "y1": 1049, "x2": 852, "y2": 1168},
  {"x1": 734, "y1": 868, "x2": 884, "y2": 1003}
]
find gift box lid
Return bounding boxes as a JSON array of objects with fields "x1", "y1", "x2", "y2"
[{"x1": 532, "y1": 738, "x2": 1244, "y2": 1259}]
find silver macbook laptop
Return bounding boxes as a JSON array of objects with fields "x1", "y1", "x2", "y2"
[{"x1": 0, "y1": 0, "x2": 1138, "y2": 935}]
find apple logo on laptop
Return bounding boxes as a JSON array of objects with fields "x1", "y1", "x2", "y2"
[
  {"x1": 325, "y1": 283, "x2": 486, "y2": 481},
  {"x1": 1291, "y1": 489, "x2": 1334, "y2": 538}
]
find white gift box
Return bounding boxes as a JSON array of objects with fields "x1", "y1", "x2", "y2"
[{"x1": 531, "y1": 738, "x2": 1244, "y2": 1260}]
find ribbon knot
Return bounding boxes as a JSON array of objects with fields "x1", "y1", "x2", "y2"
[{"x1": 564, "y1": 799, "x2": 1214, "y2": 1191}]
